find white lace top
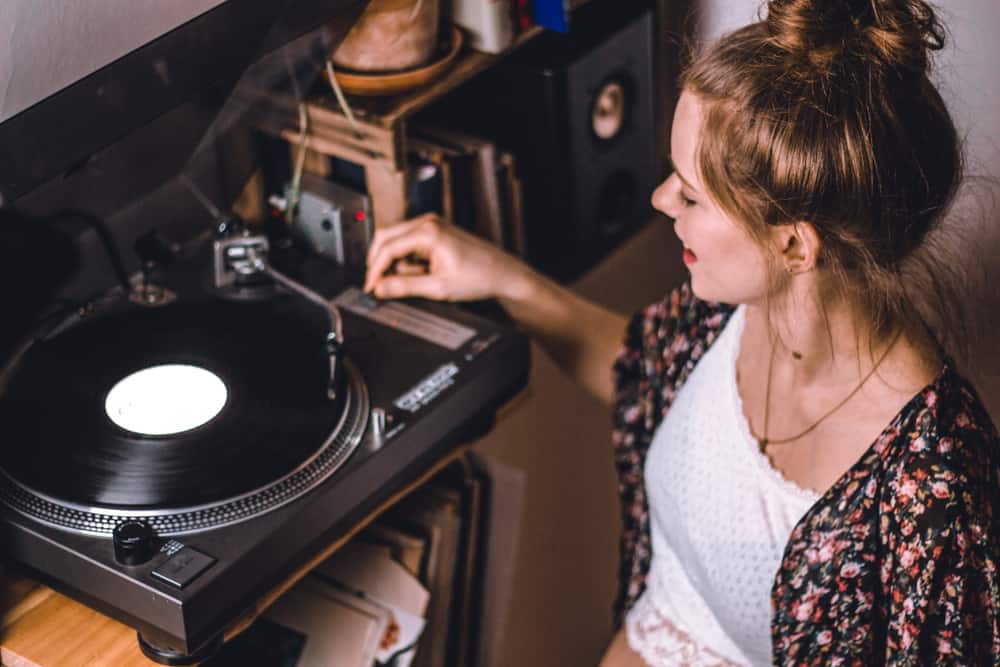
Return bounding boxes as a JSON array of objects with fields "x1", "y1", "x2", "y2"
[{"x1": 624, "y1": 305, "x2": 820, "y2": 666}]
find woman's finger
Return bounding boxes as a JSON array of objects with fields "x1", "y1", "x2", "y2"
[
  {"x1": 394, "y1": 258, "x2": 429, "y2": 276},
  {"x1": 364, "y1": 225, "x2": 439, "y2": 291},
  {"x1": 372, "y1": 273, "x2": 445, "y2": 301}
]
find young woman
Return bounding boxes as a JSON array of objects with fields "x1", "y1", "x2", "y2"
[{"x1": 364, "y1": 0, "x2": 1000, "y2": 664}]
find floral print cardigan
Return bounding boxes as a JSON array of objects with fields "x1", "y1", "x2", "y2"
[{"x1": 611, "y1": 283, "x2": 1000, "y2": 665}]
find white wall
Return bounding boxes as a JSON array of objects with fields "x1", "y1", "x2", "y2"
[
  {"x1": 0, "y1": 0, "x2": 226, "y2": 122},
  {"x1": 695, "y1": 0, "x2": 760, "y2": 42}
]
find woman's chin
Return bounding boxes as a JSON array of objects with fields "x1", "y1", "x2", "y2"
[
  {"x1": 688, "y1": 275, "x2": 744, "y2": 306},
  {"x1": 688, "y1": 274, "x2": 718, "y2": 303}
]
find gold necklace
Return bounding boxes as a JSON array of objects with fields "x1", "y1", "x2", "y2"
[{"x1": 751, "y1": 328, "x2": 903, "y2": 452}]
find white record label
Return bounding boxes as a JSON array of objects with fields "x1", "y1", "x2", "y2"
[{"x1": 105, "y1": 364, "x2": 228, "y2": 436}]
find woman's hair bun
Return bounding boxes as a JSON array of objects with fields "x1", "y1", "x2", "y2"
[{"x1": 766, "y1": 0, "x2": 946, "y2": 74}]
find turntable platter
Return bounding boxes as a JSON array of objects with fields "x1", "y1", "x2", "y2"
[{"x1": 0, "y1": 294, "x2": 367, "y2": 530}]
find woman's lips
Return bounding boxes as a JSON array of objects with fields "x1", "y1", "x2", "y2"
[{"x1": 683, "y1": 248, "x2": 698, "y2": 265}]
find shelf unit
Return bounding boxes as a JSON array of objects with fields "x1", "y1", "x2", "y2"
[
  {"x1": 251, "y1": 26, "x2": 544, "y2": 229},
  {"x1": 248, "y1": 0, "x2": 677, "y2": 234}
]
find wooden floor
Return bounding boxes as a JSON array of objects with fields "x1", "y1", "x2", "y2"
[{"x1": 0, "y1": 578, "x2": 152, "y2": 667}]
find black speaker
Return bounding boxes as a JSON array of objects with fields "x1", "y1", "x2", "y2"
[{"x1": 423, "y1": 2, "x2": 658, "y2": 280}]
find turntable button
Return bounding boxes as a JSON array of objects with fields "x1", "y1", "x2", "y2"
[{"x1": 151, "y1": 547, "x2": 216, "y2": 588}]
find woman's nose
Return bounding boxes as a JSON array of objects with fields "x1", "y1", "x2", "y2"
[{"x1": 651, "y1": 173, "x2": 680, "y2": 219}]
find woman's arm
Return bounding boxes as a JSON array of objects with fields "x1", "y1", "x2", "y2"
[{"x1": 364, "y1": 214, "x2": 626, "y2": 405}]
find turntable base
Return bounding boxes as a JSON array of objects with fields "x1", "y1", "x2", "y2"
[{"x1": 0, "y1": 444, "x2": 477, "y2": 666}]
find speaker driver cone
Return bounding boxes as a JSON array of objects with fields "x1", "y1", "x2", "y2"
[{"x1": 592, "y1": 80, "x2": 627, "y2": 140}]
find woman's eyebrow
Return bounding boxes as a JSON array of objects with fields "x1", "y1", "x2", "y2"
[{"x1": 668, "y1": 156, "x2": 700, "y2": 193}]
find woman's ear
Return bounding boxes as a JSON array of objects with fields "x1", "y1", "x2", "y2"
[{"x1": 775, "y1": 222, "x2": 820, "y2": 274}]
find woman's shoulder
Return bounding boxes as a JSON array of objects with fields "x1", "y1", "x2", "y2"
[
  {"x1": 879, "y1": 364, "x2": 999, "y2": 526},
  {"x1": 612, "y1": 283, "x2": 736, "y2": 441},
  {"x1": 890, "y1": 365, "x2": 998, "y2": 465},
  {"x1": 618, "y1": 282, "x2": 735, "y2": 361},
  {"x1": 780, "y1": 367, "x2": 1000, "y2": 665}
]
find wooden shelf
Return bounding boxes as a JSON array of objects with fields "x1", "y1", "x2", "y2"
[
  {"x1": 339, "y1": 26, "x2": 544, "y2": 127},
  {"x1": 250, "y1": 26, "x2": 546, "y2": 229}
]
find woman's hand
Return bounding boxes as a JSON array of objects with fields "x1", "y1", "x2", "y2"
[
  {"x1": 364, "y1": 214, "x2": 626, "y2": 404},
  {"x1": 363, "y1": 213, "x2": 525, "y2": 302}
]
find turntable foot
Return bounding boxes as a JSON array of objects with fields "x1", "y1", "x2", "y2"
[{"x1": 137, "y1": 631, "x2": 223, "y2": 665}]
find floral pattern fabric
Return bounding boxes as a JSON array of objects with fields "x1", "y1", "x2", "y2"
[{"x1": 611, "y1": 283, "x2": 1000, "y2": 665}]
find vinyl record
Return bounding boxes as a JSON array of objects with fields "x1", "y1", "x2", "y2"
[{"x1": 0, "y1": 293, "x2": 347, "y2": 510}]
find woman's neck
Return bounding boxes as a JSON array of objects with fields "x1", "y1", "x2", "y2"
[{"x1": 742, "y1": 279, "x2": 906, "y2": 387}]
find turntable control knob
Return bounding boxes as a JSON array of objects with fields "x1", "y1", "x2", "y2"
[{"x1": 113, "y1": 519, "x2": 156, "y2": 566}]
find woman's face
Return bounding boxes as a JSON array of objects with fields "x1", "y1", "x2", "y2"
[{"x1": 651, "y1": 90, "x2": 774, "y2": 305}]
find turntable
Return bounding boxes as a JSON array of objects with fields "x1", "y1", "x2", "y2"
[
  {"x1": 0, "y1": 0, "x2": 529, "y2": 663},
  {"x1": 0, "y1": 219, "x2": 528, "y2": 662}
]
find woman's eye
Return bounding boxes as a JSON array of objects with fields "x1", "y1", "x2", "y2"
[{"x1": 680, "y1": 192, "x2": 696, "y2": 207}]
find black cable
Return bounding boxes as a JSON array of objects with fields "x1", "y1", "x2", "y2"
[{"x1": 46, "y1": 208, "x2": 132, "y2": 294}]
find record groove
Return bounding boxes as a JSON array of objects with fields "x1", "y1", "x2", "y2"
[{"x1": 0, "y1": 360, "x2": 368, "y2": 536}]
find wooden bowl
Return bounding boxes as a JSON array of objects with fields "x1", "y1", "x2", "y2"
[{"x1": 328, "y1": 26, "x2": 464, "y2": 97}]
